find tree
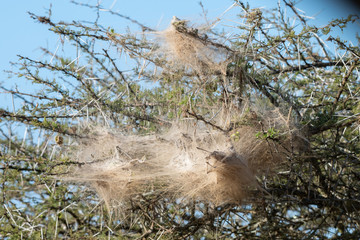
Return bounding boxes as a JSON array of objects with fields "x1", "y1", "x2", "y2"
[{"x1": 1, "y1": 0, "x2": 359, "y2": 239}]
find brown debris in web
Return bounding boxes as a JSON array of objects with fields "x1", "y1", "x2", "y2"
[
  {"x1": 156, "y1": 16, "x2": 232, "y2": 78},
  {"x1": 65, "y1": 103, "x2": 306, "y2": 209}
]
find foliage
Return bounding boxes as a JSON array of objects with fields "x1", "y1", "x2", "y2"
[{"x1": 1, "y1": 0, "x2": 360, "y2": 239}]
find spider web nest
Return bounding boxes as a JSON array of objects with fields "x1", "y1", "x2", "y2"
[
  {"x1": 65, "y1": 105, "x2": 306, "y2": 209},
  {"x1": 153, "y1": 17, "x2": 232, "y2": 79}
]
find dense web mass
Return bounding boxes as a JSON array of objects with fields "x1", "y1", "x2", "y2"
[
  {"x1": 157, "y1": 16, "x2": 231, "y2": 78},
  {"x1": 68, "y1": 108, "x2": 302, "y2": 209}
]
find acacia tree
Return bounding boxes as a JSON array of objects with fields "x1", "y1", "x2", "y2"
[{"x1": 1, "y1": 0, "x2": 360, "y2": 239}]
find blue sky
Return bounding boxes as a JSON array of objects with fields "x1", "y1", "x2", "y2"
[{"x1": 0, "y1": 0, "x2": 359, "y2": 106}]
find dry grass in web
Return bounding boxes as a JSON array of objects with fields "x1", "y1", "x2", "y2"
[{"x1": 66, "y1": 105, "x2": 304, "y2": 211}]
